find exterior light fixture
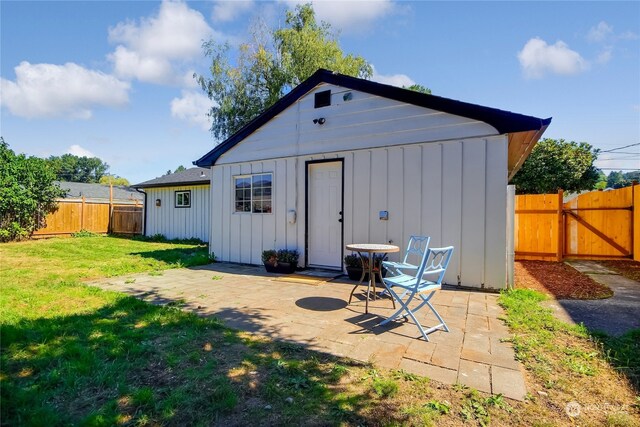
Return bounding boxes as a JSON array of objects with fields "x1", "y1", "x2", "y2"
[
  {"x1": 155, "y1": 199, "x2": 161, "y2": 207},
  {"x1": 313, "y1": 117, "x2": 326, "y2": 125}
]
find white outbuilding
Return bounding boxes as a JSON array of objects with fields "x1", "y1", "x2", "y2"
[
  {"x1": 133, "y1": 167, "x2": 211, "y2": 242},
  {"x1": 195, "y1": 70, "x2": 550, "y2": 290}
]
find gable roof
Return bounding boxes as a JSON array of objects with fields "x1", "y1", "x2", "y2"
[
  {"x1": 194, "y1": 68, "x2": 551, "y2": 169},
  {"x1": 56, "y1": 181, "x2": 143, "y2": 202},
  {"x1": 132, "y1": 167, "x2": 210, "y2": 189}
]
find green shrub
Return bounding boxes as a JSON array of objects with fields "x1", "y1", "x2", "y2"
[{"x1": 0, "y1": 138, "x2": 65, "y2": 241}]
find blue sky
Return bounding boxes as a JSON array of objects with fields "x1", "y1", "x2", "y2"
[{"x1": 1, "y1": 1, "x2": 638, "y2": 184}]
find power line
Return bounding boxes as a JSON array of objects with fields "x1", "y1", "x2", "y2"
[
  {"x1": 598, "y1": 155, "x2": 640, "y2": 161},
  {"x1": 600, "y1": 143, "x2": 640, "y2": 153}
]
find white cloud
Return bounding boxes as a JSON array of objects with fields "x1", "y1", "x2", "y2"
[
  {"x1": 170, "y1": 90, "x2": 214, "y2": 131},
  {"x1": 517, "y1": 37, "x2": 589, "y2": 79},
  {"x1": 587, "y1": 21, "x2": 613, "y2": 42},
  {"x1": 282, "y1": 0, "x2": 396, "y2": 33},
  {"x1": 0, "y1": 61, "x2": 129, "y2": 119},
  {"x1": 618, "y1": 31, "x2": 639, "y2": 40},
  {"x1": 212, "y1": 0, "x2": 255, "y2": 22},
  {"x1": 108, "y1": 0, "x2": 214, "y2": 85},
  {"x1": 371, "y1": 66, "x2": 415, "y2": 87},
  {"x1": 596, "y1": 47, "x2": 613, "y2": 64},
  {"x1": 67, "y1": 145, "x2": 95, "y2": 157},
  {"x1": 109, "y1": 46, "x2": 175, "y2": 85}
]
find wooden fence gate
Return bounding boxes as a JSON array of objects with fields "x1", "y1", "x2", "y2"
[
  {"x1": 515, "y1": 185, "x2": 639, "y2": 261},
  {"x1": 111, "y1": 205, "x2": 143, "y2": 235}
]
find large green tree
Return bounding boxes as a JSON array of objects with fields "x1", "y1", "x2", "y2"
[
  {"x1": 196, "y1": 3, "x2": 372, "y2": 141},
  {"x1": 0, "y1": 138, "x2": 66, "y2": 241},
  {"x1": 510, "y1": 138, "x2": 601, "y2": 194},
  {"x1": 48, "y1": 154, "x2": 109, "y2": 183}
]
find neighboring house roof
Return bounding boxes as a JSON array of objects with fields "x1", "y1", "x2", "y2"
[
  {"x1": 56, "y1": 181, "x2": 143, "y2": 202},
  {"x1": 132, "y1": 167, "x2": 210, "y2": 189},
  {"x1": 194, "y1": 68, "x2": 551, "y2": 179}
]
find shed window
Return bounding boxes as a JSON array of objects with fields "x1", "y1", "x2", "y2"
[
  {"x1": 314, "y1": 90, "x2": 331, "y2": 108},
  {"x1": 175, "y1": 190, "x2": 191, "y2": 208},
  {"x1": 235, "y1": 173, "x2": 272, "y2": 214}
]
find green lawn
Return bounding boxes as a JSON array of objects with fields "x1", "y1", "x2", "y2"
[
  {"x1": 0, "y1": 236, "x2": 387, "y2": 426},
  {"x1": 1, "y1": 236, "x2": 638, "y2": 426}
]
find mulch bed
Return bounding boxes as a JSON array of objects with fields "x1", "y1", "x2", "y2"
[
  {"x1": 515, "y1": 260, "x2": 614, "y2": 300},
  {"x1": 597, "y1": 260, "x2": 640, "y2": 283}
]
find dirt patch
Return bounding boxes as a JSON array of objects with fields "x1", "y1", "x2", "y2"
[
  {"x1": 598, "y1": 260, "x2": 640, "y2": 283},
  {"x1": 515, "y1": 261, "x2": 613, "y2": 299}
]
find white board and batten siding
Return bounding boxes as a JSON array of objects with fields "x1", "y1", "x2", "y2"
[
  {"x1": 144, "y1": 185, "x2": 210, "y2": 242},
  {"x1": 209, "y1": 83, "x2": 509, "y2": 289}
]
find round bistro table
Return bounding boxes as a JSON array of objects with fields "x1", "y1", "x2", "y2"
[{"x1": 346, "y1": 243, "x2": 400, "y2": 314}]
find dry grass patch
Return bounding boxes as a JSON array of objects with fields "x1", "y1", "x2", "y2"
[{"x1": 499, "y1": 289, "x2": 639, "y2": 426}]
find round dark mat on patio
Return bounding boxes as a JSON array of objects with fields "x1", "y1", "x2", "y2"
[{"x1": 295, "y1": 297, "x2": 347, "y2": 311}]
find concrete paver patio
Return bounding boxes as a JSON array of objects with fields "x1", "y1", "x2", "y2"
[{"x1": 90, "y1": 263, "x2": 526, "y2": 400}]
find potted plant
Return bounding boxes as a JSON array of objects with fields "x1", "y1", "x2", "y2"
[
  {"x1": 344, "y1": 254, "x2": 388, "y2": 281},
  {"x1": 262, "y1": 249, "x2": 278, "y2": 273},
  {"x1": 276, "y1": 249, "x2": 299, "y2": 274},
  {"x1": 262, "y1": 249, "x2": 299, "y2": 274},
  {"x1": 344, "y1": 254, "x2": 364, "y2": 281}
]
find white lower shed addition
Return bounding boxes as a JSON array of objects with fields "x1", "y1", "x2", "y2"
[
  {"x1": 209, "y1": 135, "x2": 508, "y2": 290},
  {"x1": 144, "y1": 185, "x2": 211, "y2": 242}
]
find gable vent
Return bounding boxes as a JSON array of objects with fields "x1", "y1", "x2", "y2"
[{"x1": 314, "y1": 90, "x2": 331, "y2": 108}]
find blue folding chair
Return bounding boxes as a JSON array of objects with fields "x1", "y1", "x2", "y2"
[
  {"x1": 379, "y1": 246, "x2": 454, "y2": 341},
  {"x1": 382, "y1": 235, "x2": 430, "y2": 276}
]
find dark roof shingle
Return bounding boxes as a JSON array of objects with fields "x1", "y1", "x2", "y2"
[
  {"x1": 133, "y1": 167, "x2": 210, "y2": 189},
  {"x1": 56, "y1": 181, "x2": 143, "y2": 202}
]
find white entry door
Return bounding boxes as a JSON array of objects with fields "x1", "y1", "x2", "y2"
[{"x1": 307, "y1": 161, "x2": 343, "y2": 268}]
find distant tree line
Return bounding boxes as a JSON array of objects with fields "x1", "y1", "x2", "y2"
[
  {"x1": 42, "y1": 153, "x2": 130, "y2": 185},
  {"x1": 164, "y1": 165, "x2": 186, "y2": 176},
  {"x1": 604, "y1": 170, "x2": 639, "y2": 189}
]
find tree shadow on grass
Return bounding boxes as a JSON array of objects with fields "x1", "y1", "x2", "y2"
[
  {"x1": 1, "y1": 294, "x2": 408, "y2": 426},
  {"x1": 591, "y1": 329, "x2": 640, "y2": 394},
  {"x1": 129, "y1": 247, "x2": 212, "y2": 268}
]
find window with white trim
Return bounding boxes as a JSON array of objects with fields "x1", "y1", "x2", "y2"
[
  {"x1": 235, "y1": 173, "x2": 272, "y2": 213},
  {"x1": 175, "y1": 190, "x2": 191, "y2": 208}
]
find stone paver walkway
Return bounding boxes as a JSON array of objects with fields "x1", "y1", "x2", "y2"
[
  {"x1": 90, "y1": 263, "x2": 526, "y2": 400},
  {"x1": 544, "y1": 260, "x2": 640, "y2": 336}
]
